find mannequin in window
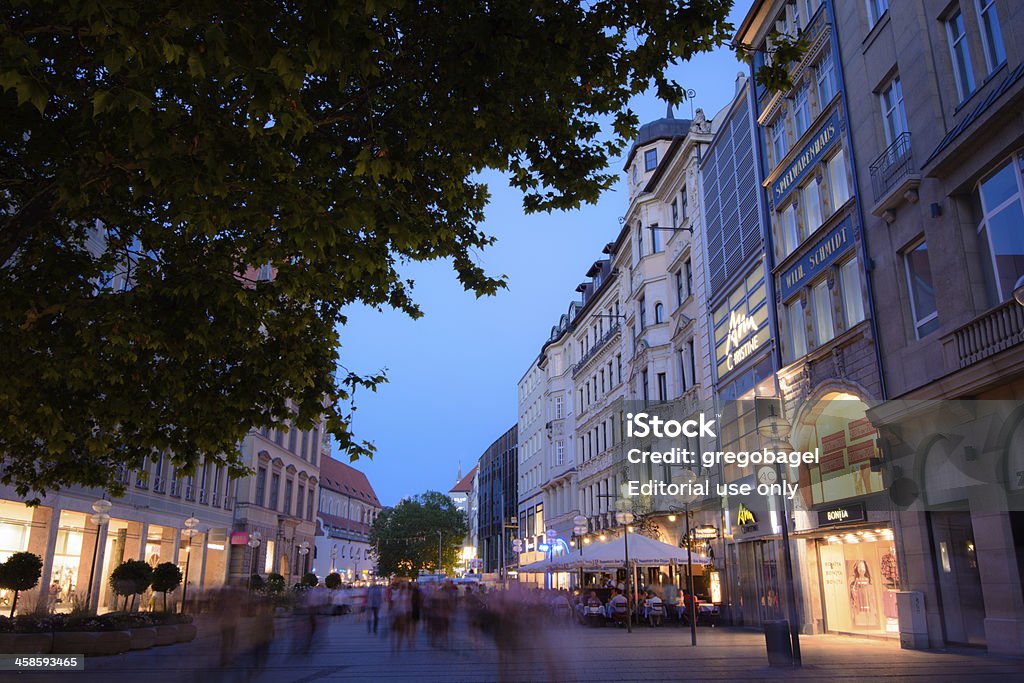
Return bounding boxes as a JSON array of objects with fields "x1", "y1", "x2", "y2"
[{"x1": 849, "y1": 559, "x2": 878, "y2": 627}]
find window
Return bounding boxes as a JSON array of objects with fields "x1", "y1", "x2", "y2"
[
  {"x1": 840, "y1": 257, "x2": 866, "y2": 328},
  {"x1": 555, "y1": 440, "x2": 564, "y2": 466},
  {"x1": 793, "y1": 85, "x2": 811, "y2": 138},
  {"x1": 269, "y1": 472, "x2": 280, "y2": 511},
  {"x1": 686, "y1": 340, "x2": 696, "y2": 388},
  {"x1": 631, "y1": 165, "x2": 638, "y2": 185},
  {"x1": 283, "y1": 479, "x2": 293, "y2": 515},
  {"x1": 679, "y1": 348, "x2": 689, "y2": 391},
  {"x1": 800, "y1": 180, "x2": 823, "y2": 235},
  {"x1": 676, "y1": 270, "x2": 685, "y2": 305},
  {"x1": 681, "y1": 185, "x2": 689, "y2": 220},
  {"x1": 947, "y1": 10, "x2": 976, "y2": 101},
  {"x1": 812, "y1": 279, "x2": 835, "y2": 345},
  {"x1": 554, "y1": 396, "x2": 563, "y2": 419},
  {"x1": 975, "y1": 0, "x2": 1005, "y2": 73},
  {"x1": 976, "y1": 152, "x2": 1024, "y2": 303},
  {"x1": 879, "y1": 76, "x2": 907, "y2": 145},
  {"x1": 655, "y1": 303, "x2": 665, "y2": 324},
  {"x1": 616, "y1": 354, "x2": 622, "y2": 383},
  {"x1": 657, "y1": 372, "x2": 668, "y2": 402},
  {"x1": 785, "y1": 300, "x2": 807, "y2": 361},
  {"x1": 644, "y1": 148, "x2": 658, "y2": 172},
  {"x1": 651, "y1": 225, "x2": 662, "y2": 253},
  {"x1": 671, "y1": 198, "x2": 679, "y2": 226},
  {"x1": 865, "y1": 0, "x2": 889, "y2": 27},
  {"x1": 307, "y1": 487, "x2": 315, "y2": 520},
  {"x1": 770, "y1": 118, "x2": 788, "y2": 165},
  {"x1": 255, "y1": 467, "x2": 267, "y2": 507},
  {"x1": 827, "y1": 149, "x2": 851, "y2": 213},
  {"x1": 816, "y1": 49, "x2": 838, "y2": 106},
  {"x1": 296, "y1": 486, "x2": 305, "y2": 521},
  {"x1": 287, "y1": 428, "x2": 297, "y2": 454},
  {"x1": 641, "y1": 369, "x2": 649, "y2": 406},
  {"x1": 637, "y1": 224, "x2": 644, "y2": 259},
  {"x1": 904, "y1": 240, "x2": 939, "y2": 338},
  {"x1": 639, "y1": 296, "x2": 647, "y2": 329},
  {"x1": 685, "y1": 259, "x2": 693, "y2": 298},
  {"x1": 779, "y1": 203, "x2": 799, "y2": 257}
]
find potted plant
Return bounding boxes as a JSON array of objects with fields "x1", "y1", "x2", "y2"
[
  {"x1": 300, "y1": 572, "x2": 318, "y2": 588},
  {"x1": 324, "y1": 573, "x2": 341, "y2": 590},
  {"x1": 264, "y1": 572, "x2": 285, "y2": 594},
  {"x1": 0, "y1": 552, "x2": 43, "y2": 617},
  {"x1": 109, "y1": 560, "x2": 153, "y2": 612},
  {"x1": 150, "y1": 562, "x2": 182, "y2": 612}
]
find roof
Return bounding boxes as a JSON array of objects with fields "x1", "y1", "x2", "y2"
[
  {"x1": 623, "y1": 111, "x2": 692, "y2": 170},
  {"x1": 450, "y1": 465, "x2": 477, "y2": 493},
  {"x1": 319, "y1": 457, "x2": 381, "y2": 507}
]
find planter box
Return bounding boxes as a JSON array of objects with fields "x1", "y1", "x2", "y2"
[
  {"x1": 52, "y1": 630, "x2": 131, "y2": 656},
  {"x1": 129, "y1": 627, "x2": 157, "y2": 650},
  {"x1": 0, "y1": 632, "x2": 53, "y2": 654},
  {"x1": 154, "y1": 625, "x2": 179, "y2": 646},
  {"x1": 175, "y1": 623, "x2": 197, "y2": 642}
]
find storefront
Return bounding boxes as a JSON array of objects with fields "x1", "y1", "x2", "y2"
[{"x1": 806, "y1": 503, "x2": 900, "y2": 637}]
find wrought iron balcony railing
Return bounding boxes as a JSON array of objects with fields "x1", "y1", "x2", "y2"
[{"x1": 870, "y1": 132, "x2": 916, "y2": 203}]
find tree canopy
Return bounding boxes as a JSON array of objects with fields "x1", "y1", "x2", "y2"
[
  {"x1": 0, "y1": 0, "x2": 735, "y2": 499},
  {"x1": 371, "y1": 491, "x2": 468, "y2": 577}
]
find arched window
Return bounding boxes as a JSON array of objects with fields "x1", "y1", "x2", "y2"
[{"x1": 655, "y1": 302, "x2": 665, "y2": 324}]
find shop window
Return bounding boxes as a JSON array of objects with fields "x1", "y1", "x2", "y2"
[
  {"x1": 812, "y1": 279, "x2": 835, "y2": 346},
  {"x1": 976, "y1": 151, "x2": 1024, "y2": 304},
  {"x1": 903, "y1": 240, "x2": 939, "y2": 338},
  {"x1": 840, "y1": 257, "x2": 866, "y2": 329}
]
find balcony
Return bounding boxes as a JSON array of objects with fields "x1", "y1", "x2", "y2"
[
  {"x1": 869, "y1": 133, "x2": 921, "y2": 221},
  {"x1": 572, "y1": 323, "x2": 620, "y2": 377},
  {"x1": 944, "y1": 300, "x2": 1024, "y2": 369}
]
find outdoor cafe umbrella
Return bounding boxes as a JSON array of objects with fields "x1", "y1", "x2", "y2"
[{"x1": 554, "y1": 533, "x2": 709, "y2": 570}]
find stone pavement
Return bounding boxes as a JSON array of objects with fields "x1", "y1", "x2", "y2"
[{"x1": 13, "y1": 612, "x2": 1024, "y2": 682}]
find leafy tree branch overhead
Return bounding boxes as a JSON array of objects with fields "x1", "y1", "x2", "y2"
[{"x1": 0, "y1": 0, "x2": 734, "y2": 499}]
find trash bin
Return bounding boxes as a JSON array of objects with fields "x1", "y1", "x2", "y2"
[{"x1": 764, "y1": 619, "x2": 793, "y2": 667}]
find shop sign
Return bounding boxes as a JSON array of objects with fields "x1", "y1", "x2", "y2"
[
  {"x1": 709, "y1": 571, "x2": 722, "y2": 604},
  {"x1": 713, "y1": 263, "x2": 768, "y2": 379},
  {"x1": 771, "y1": 111, "x2": 840, "y2": 207},
  {"x1": 737, "y1": 504, "x2": 757, "y2": 527},
  {"x1": 779, "y1": 217, "x2": 853, "y2": 300},
  {"x1": 816, "y1": 502, "x2": 866, "y2": 527},
  {"x1": 229, "y1": 532, "x2": 249, "y2": 545}
]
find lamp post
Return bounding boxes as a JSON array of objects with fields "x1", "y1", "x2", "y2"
[
  {"x1": 180, "y1": 516, "x2": 199, "y2": 613},
  {"x1": 757, "y1": 412, "x2": 802, "y2": 667},
  {"x1": 614, "y1": 498, "x2": 634, "y2": 634},
  {"x1": 247, "y1": 531, "x2": 263, "y2": 591},
  {"x1": 298, "y1": 541, "x2": 310, "y2": 577},
  {"x1": 572, "y1": 514, "x2": 588, "y2": 589},
  {"x1": 86, "y1": 499, "x2": 112, "y2": 611},
  {"x1": 673, "y1": 469, "x2": 700, "y2": 647}
]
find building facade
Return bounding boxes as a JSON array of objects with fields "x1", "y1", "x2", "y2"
[
  {"x1": 315, "y1": 456, "x2": 380, "y2": 583},
  {"x1": 830, "y1": 0, "x2": 1024, "y2": 655},
  {"x1": 477, "y1": 425, "x2": 518, "y2": 577},
  {"x1": 516, "y1": 360, "x2": 548, "y2": 583}
]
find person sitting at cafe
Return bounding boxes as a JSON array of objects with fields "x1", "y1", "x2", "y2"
[
  {"x1": 663, "y1": 582, "x2": 679, "y2": 620},
  {"x1": 644, "y1": 590, "x2": 665, "y2": 626},
  {"x1": 607, "y1": 588, "x2": 629, "y2": 620}
]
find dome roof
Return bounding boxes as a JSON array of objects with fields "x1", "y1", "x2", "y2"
[{"x1": 624, "y1": 106, "x2": 691, "y2": 170}]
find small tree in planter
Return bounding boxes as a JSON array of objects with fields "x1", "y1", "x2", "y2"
[
  {"x1": 150, "y1": 563, "x2": 182, "y2": 612},
  {"x1": 301, "y1": 572, "x2": 318, "y2": 588},
  {"x1": 264, "y1": 572, "x2": 285, "y2": 594},
  {"x1": 249, "y1": 574, "x2": 265, "y2": 592},
  {"x1": 109, "y1": 560, "x2": 153, "y2": 612},
  {"x1": 324, "y1": 573, "x2": 341, "y2": 590},
  {"x1": 0, "y1": 551, "x2": 43, "y2": 617}
]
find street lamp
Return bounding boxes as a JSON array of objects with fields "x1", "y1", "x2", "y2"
[
  {"x1": 614, "y1": 498, "x2": 634, "y2": 633},
  {"x1": 757, "y1": 411, "x2": 802, "y2": 668},
  {"x1": 247, "y1": 531, "x2": 263, "y2": 591},
  {"x1": 572, "y1": 514, "x2": 588, "y2": 589},
  {"x1": 180, "y1": 516, "x2": 199, "y2": 613},
  {"x1": 298, "y1": 541, "x2": 310, "y2": 577},
  {"x1": 86, "y1": 499, "x2": 112, "y2": 610},
  {"x1": 674, "y1": 469, "x2": 701, "y2": 647}
]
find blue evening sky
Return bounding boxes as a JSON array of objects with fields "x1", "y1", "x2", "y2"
[{"x1": 336, "y1": 8, "x2": 749, "y2": 506}]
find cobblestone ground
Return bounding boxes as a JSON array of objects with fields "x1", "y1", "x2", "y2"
[{"x1": 14, "y1": 611, "x2": 1024, "y2": 682}]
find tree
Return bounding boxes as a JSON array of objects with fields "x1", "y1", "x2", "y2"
[
  {"x1": 0, "y1": 551, "x2": 42, "y2": 617},
  {"x1": 150, "y1": 562, "x2": 183, "y2": 612},
  {"x1": 0, "y1": 1, "x2": 736, "y2": 500},
  {"x1": 300, "y1": 572, "x2": 318, "y2": 588},
  {"x1": 109, "y1": 559, "x2": 153, "y2": 611},
  {"x1": 324, "y1": 572, "x2": 341, "y2": 590},
  {"x1": 264, "y1": 573, "x2": 286, "y2": 594},
  {"x1": 370, "y1": 491, "x2": 467, "y2": 578}
]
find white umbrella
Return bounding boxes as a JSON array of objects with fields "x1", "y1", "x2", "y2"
[{"x1": 557, "y1": 533, "x2": 709, "y2": 569}]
